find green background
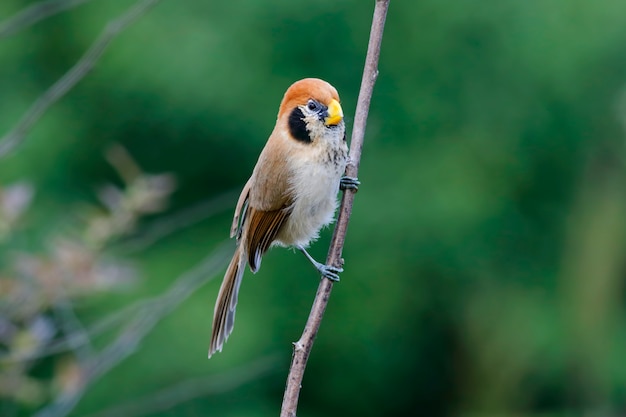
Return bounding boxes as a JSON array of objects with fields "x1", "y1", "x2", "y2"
[{"x1": 2, "y1": 0, "x2": 626, "y2": 416}]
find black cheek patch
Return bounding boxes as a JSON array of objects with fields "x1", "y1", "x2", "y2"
[{"x1": 288, "y1": 107, "x2": 312, "y2": 143}]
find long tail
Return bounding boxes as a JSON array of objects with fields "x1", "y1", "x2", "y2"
[{"x1": 209, "y1": 245, "x2": 246, "y2": 357}]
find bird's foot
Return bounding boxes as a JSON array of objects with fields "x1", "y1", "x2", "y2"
[
  {"x1": 340, "y1": 176, "x2": 360, "y2": 192},
  {"x1": 296, "y1": 245, "x2": 343, "y2": 282},
  {"x1": 315, "y1": 263, "x2": 343, "y2": 282}
]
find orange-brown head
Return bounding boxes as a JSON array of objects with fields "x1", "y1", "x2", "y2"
[{"x1": 277, "y1": 78, "x2": 344, "y2": 143}]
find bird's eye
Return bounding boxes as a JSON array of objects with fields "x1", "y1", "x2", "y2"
[{"x1": 307, "y1": 100, "x2": 319, "y2": 112}]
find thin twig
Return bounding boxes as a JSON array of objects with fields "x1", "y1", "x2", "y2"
[
  {"x1": 280, "y1": 1, "x2": 390, "y2": 416},
  {"x1": 0, "y1": 0, "x2": 97, "y2": 39},
  {"x1": 32, "y1": 245, "x2": 231, "y2": 417},
  {"x1": 52, "y1": 293, "x2": 95, "y2": 365},
  {"x1": 82, "y1": 355, "x2": 281, "y2": 417},
  {"x1": 0, "y1": 0, "x2": 161, "y2": 159},
  {"x1": 2, "y1": 289, "x2": 159, "y2": 363},
  {"x1": 118, "y1": 189, "x2": 240, "y2": 254}
]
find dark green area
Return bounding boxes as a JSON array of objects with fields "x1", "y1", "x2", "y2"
[{"x1": 2, "y1": 0, "x2": 626, "y2": 415}]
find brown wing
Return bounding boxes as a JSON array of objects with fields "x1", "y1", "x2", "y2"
[
  {"x1": 242, "y1": 131, "x2": 294, "y2": 272},
  {"x1": 244, "y1": 206, "x2": 291, "y2": 272},
  {"x1": 230, "y1": 178, "x2": 252, "y2": 240}
]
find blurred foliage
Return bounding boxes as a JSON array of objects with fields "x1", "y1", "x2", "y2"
[
  {"x1": 2, "y1": 0, "x2": 626, "y2": 416},
  {"x1": 0, "y1": 145, "x2": 176, "y2": 413}
]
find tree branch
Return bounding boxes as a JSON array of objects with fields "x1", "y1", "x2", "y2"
[
  {"x1": 0, "y1": 0, "x2": 97, "y2": 39},
  {"x1": 279, "y1": 1, "x2": 390, "y2": 416},
  {"x1": 0, "y1": 0, "x2": 161, "y2": 159}
]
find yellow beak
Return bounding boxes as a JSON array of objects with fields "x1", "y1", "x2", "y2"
[{"x1": 324, "y1": 99, "x2": 344, "y2": 126}]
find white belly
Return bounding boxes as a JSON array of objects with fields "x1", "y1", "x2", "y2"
[{"x1": 276, "y1": 157, "x2": 346, "y2": 247}]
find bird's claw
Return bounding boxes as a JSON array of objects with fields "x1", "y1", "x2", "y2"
[
  {"x1": 340, "y1": 176, "x2": 360, "y2": 192},
  {"x1": 296, "y1": 245, "x2": 344, "y2": 282},
  {"x1": 317, "y1": 264, "x2": 343, "y2": 282}
]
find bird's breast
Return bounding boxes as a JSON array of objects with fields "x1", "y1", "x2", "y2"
[{"x1": 276, "y1": 142, "x2": 348, "y2": 247}]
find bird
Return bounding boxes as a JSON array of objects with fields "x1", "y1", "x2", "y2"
[{"x1": 208, "y1": 78, "x2": 359, "y2": 358}]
